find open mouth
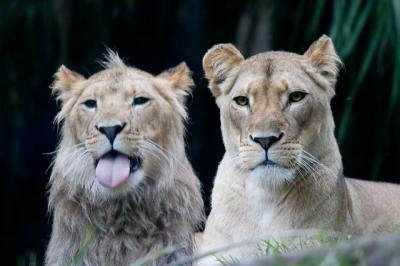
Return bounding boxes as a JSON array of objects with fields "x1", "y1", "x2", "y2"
[
  {"x1": 95, "y1": 150, "x2": 142, "y2": 172},
  {"x1": 95, "y1": 150, "x2": 142, "y2": 188}
]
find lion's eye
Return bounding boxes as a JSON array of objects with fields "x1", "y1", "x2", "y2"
[
  {"x1": 83, "y1": 99, "x2": 97, "y2": 108},
  {"x1": 233, "y1": 96, "x2": 249, "y2": 106},
  {"x1": 133, "y1": 97, "x2": 150, "y2": 105},
  {"x1": 288, "y1": 91, "x2": 307, "y2": 103}
]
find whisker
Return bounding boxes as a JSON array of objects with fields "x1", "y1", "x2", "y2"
[
  {"x1": 143, "y1": 139, "x2": 193, "y2": 174},
  {"x1": 141, "y1": 144, "x2": 174, "y2": 173},
  {"x1": 297, "y1": 153, "x2": 335, "y2": 189},
  {"x1": 301, "y1": 151, "x2": 336, "y2": 178},
  {"x1": 297, "y1": 157, "x2": 320, "y2": 185}
]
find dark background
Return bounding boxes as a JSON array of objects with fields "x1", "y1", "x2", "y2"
[{"x1": 1, "y1": 0, "x2": 399, "y2": 264}]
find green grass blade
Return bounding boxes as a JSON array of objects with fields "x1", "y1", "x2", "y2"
[{"x1": 72, "y1": 224, "x2": 97, "y2": 266}]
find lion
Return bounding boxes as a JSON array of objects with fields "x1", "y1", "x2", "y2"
[
  {"x1": 196, "y1": 35, "x2": 400, "y2": 263},
  {"x1": 45, "y1": 51, "x2": 204, "y2": 266}
]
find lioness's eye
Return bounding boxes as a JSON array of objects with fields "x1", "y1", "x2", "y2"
[
  {"x1": 233, "y1": 96, "x2": 249, "y2": 106},
  {"x1": 133, "y1": 97, "x2": 150, "y2": 105},
  {"x1": 288, "y1": 91, "x2": 307, "y2": 103},
  {"x1": 83, "y1": 99, "x2": 97, "y2": 108}
]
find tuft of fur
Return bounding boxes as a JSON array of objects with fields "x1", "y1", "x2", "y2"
[
  {"x1": 46, "y1": 53, "x2": 204, "y2": 266},
  {"x1": 99, "y1": 48, "x2": 127, "y2": 69}
]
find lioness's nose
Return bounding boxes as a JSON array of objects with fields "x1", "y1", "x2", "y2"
[
  {"x1": 96, "y1": 123, "x2": 126, "y2": 144},
  {"x1": 251, "y1": 133, "x2": 283, "y2": 152}
]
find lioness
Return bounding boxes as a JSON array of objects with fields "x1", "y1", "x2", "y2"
[
  {"x1": 46, "y1": 51, "x2": 204, "y2": 265},
  {"x1": 197, "y1": 35, "x2": 400, "y2": 262}
]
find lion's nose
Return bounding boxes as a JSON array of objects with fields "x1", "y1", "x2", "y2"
[
  {"x1": 96, "y1": 123, "x2": 126, "y2": 144},
  {"x1": 250, "y1": 133, "x2": 283, "y2": 152}
]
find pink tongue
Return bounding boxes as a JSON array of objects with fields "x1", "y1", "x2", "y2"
[{"x1": 95, "y1": 155, "x2": 130, "y2": 188}]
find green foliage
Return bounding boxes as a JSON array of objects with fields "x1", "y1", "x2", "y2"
[
  {"x1": 332, "y1": 0, "x2": 400, "y2": 178},
  {"x1": 17, "y1": 251, "x2": 37, "y2": 266},
  {"x1": 212, "y1": 231, "x2": 352, "y2": 266},
  {"x1": 273, "y1": 0, "x2": 400, "y2": 179},
  {"x1": 206, "y1": 233, "x2": 400, "y2": 266},
  {"x1": 257, "y1": 231, "x2": 351, "y2": 257}
]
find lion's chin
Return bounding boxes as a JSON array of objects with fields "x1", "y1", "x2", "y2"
[{"x1": 91, "y1": 168, "x2": 146, "y2": 200}]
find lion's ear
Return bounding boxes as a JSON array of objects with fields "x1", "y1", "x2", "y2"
[
  {"x1": 304, "y1": 35, "x2": 342, "y2": 87},
  {"x1": 203, "y1": 43, "x2": 244, "y2": 98},
  {"x1": 51, "y1": 65, "x2": 86, "y2": 104},
  {"x1": 157, "y1": 62, "x2": 194, "y2": 101}
]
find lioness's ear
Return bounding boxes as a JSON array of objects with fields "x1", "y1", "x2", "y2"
[
  {"x1": 157, "y1": 62, "x2": 194, "y2": 101},
  {"x1": 203, "y1": 43, "x2": 244, "y2": 98},
  {"x1": 304, "y1": 35, "x2": 342, "y2": 88},
  {"x1": 51, "y1": 65, "x2": 86, "y2": 104}
]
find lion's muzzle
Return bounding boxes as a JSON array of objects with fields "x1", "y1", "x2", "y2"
[{"x1": 96, "y1": 123, "x2": 126, "y2": 144}]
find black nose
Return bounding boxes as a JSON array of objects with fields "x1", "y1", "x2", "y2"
[
  {"x1": 96, "y1": 123, "x2": 126, "y2": 144},
  {"x1": 251, "y1": 133, "x2": 283, "y2": 151}
]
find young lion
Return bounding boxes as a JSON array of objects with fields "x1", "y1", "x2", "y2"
[
  {"x1": 46, "y1": 52, "x2": 204, "y2": 265},
  {"x1": 197, "y1": 35, "x2": 400, "y2": 262}
]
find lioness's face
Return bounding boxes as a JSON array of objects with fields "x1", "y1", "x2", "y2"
[
  {"x1": 53, "y1": 57, "x2": 193, "y2": 195},
  {"x1": 223, "y1": 62, "x2": 328, "y2": 185},
  {"x1": 203, "y1": 36, "x2": 340, "y2": 188}
]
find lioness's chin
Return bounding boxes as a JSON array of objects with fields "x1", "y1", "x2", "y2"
[{"x1": 248, "y1": 164, "x2": 296, "y2": 189}]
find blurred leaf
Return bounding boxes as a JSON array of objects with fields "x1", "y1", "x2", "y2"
[
  {"x1": 371, "y1": 0, "x2": 400, "y2": 177},
  {"x1": 287, "y1": 0, "x2": 306, "y2": 50},
  {"x1": 305, "y1": 0, "x2": 327, "y2": 42},
  {"x1": 338, "y1": 12, "x2": 385, "y2": 142},
  {"x1": 339, "y1": 0, "x2": 373, "y2": 60},
  {"x1": 330, "y1": 0, "x2": 344, "y2": 40}
]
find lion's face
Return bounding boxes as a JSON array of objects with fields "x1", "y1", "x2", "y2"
[
  {"x1": 52, "y1": 53, "x2": 193, "y2": 196},
  {"x1": 203, "y1": 36, "x2": 341, "y2": 188}
]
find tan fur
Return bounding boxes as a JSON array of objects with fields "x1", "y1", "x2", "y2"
[
  {"x1": 197, "y1": 35, "x2": 400, "y2": 263},
  {"x1": 46, "y1": 51, "x2": 204, "y2": 266}
]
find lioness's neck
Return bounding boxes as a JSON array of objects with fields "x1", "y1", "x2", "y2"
[{"x1": 310, "y1": 114, "x2": 343, "y2": 176}]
